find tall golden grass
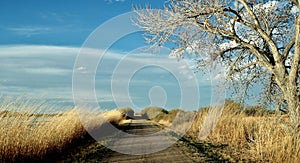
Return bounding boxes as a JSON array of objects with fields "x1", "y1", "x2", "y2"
[
  {"x1": 150, "y1": 101, "x2": 300, "y2": 162},
  {"x1": 0, "y1": 96, "x2": 125, "y2": 162},
  {"x1": 187, "y1": 101, "x2": 300, "y2": 162}
]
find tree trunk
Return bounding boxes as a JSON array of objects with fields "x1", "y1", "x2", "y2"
[
  {"x1": 286, "y1": 10, "x2": 300, "y2": 130},
  {"x1": 285, "y1": 86, "x2": 300, "y2": 129}
]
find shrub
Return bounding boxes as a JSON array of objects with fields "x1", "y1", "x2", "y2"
[
  {"x1": 140, "y1": 106, "x2": 167, "y2": 119},
  {"x1": 117, "y1": 107, "x2": 134, "y2": 119}
]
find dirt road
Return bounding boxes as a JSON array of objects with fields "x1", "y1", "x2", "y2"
[
  {"x1": 99, "y1": 119, "x2": 195, "y2": 163},
  {"x1": 57, "y1": 119, "x2": 230, "y2": 162},
  {"x1": 96, "y1": 120, "x2": 195, "y2": 163}
]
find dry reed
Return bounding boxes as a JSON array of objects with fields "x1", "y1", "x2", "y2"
[
  {"x1": 187, "y1": 102, "x2": 300, "y2": 162},
  {"x1": 0, "y1": 96, "x2": 125, "y2": 161}
]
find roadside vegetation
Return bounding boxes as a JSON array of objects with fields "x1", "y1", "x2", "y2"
[
  {"x1": 0, "y1": 96, "x2": 128, "y2": 162},
  {"x1": 140, "y1": 106, "x2": 168, "y2": 119},
  {"x1": 1, "y1": 95, "x2": 299, "y2": 162},
  {"x1": 149, "y1": 100, "x2": 300, "y2": 162},
  {"x1": 117, "y1": 107, "x2": 134, "y2": 119}
]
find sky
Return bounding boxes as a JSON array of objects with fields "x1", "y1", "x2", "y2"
[
  {"x1": 0, "y1": 0, "x2": 256, "y2": 112},
  {"x1": 0, "y1": 0, "x2": 163, "y2": 46}
]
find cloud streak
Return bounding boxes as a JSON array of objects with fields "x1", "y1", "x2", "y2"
[
  {"x1": 105, "y1": 0, "x2": 125, "y2": 3},
  {"x1": 7, "y1": 26, "x2": 51, "y2": 37},
  {"x1": 0, "y1": 45, "x2": 212, "y2": 109}
]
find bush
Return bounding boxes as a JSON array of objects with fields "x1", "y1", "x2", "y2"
[
  {"x1": 140, "y1": 106, "x2": 167, "y2": 119},
  {"x1": 117, "y1": 107, "x2": 134, "y2": 119}
]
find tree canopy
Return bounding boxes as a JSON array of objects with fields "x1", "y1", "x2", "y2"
[{"x1": 135, "y1": 0, "x2": 299, "y2": 119}]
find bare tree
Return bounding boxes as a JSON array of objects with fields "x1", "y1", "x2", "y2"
[{"x1": 134, "y1": 0, "x2": 299, "y2": 121}]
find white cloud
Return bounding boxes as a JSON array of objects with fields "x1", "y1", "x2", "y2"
[
  {"x1": 0, "y1": 45, "x2": 79, "y2": 56},
  {"x1": 105, "y1": 0, "x2": 125, "y2": 3},
  {"x1": 178, "y1": 65, "x2": 187, "y2": 69},
  {"x1": 7, "y1": 26, "x2": 51, "y2": 37},
  {"x1": 0, "y1": 45, "x2": 78, "y2": 99},
  {"x1": 218, "y1": 41, "x2": 239, "y2": 52},
  {"x1": 24, "y1": 67, "x2": 71, "y2": 75},
  {"x1": 0, "y1": 44, "x2": 212, "y2": 109},
  {"x1": 76, "y1": 66, "x2": 86, "y2": 71},
  {"x1": 291, "y1": 6, "x2": 299, "y2": 14},
  {"x1": 38, "y1": 12, "x2": 75, "y2": 23}
]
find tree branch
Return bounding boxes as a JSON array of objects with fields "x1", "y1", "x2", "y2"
[
  {"x1": 282, "y1": 36, "x2": 295, "y2": 61},
  {"x1": 228, "y1": 61, "x2": 260, "y2": 77},
  {"x1": 223, "y1": 7, "x2": 242, "y2": 20},
  {"x1": 238, "y1": 0, "x2": 260, "y2": 27},
  {"x1": 289, "y1": 15, "x2": 300, "y2": 85},
  {"x1": 239, "y1": 69, "x2": 268, "y2": 104},
  {"x1": 231, "y1": 37, "x2": 274, "y2": 70},
  {"x1": 291, "y1": 0, "x2": 299, "y2": 6},
  {"x1": 238, "y1": 0, "x2": 286, "y2": 79}
]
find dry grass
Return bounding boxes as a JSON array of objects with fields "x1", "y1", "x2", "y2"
[
  {"x1": 151, "y1": 109, "x2": 182, "y2": 124},
  {"x1": 117, "y1": 107, "x2": 134, "y2": 118},
  {"x1": 141, "y1": 106, "x2": 168, "y2": 119},
  {"x1": 0, "y1": 110, "x2": 85, "y2": 161},
  {"x1": 0, "y1": 96, "x2": 126, "y2": 162},
  {"x1": 247, "y1": 118, "x2": 300, "y2": 162},
  {"x1": 187, "y1": 102, "x2": 300, "y2": 162},
  {"x1": 152, "y1": 101, "x2": 300, "y2": 162}
]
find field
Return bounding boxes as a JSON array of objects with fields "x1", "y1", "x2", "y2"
[
  {"x1": 1, "y1": 96, "x2": 299, "y2": 162},
  {"x1": 150, "y1": 101, "x2": 300, "y2": 162},
  {"x1": 0, "y1": 96, "x2": 127, "y2": 162}
]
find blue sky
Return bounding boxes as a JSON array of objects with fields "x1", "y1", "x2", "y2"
[
  {"x1": 0, "y1": 0, "x2": 163, "y2": 46},
  {"x1": 0, "y1": 0, "x2": 256, "y2": 112}
]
